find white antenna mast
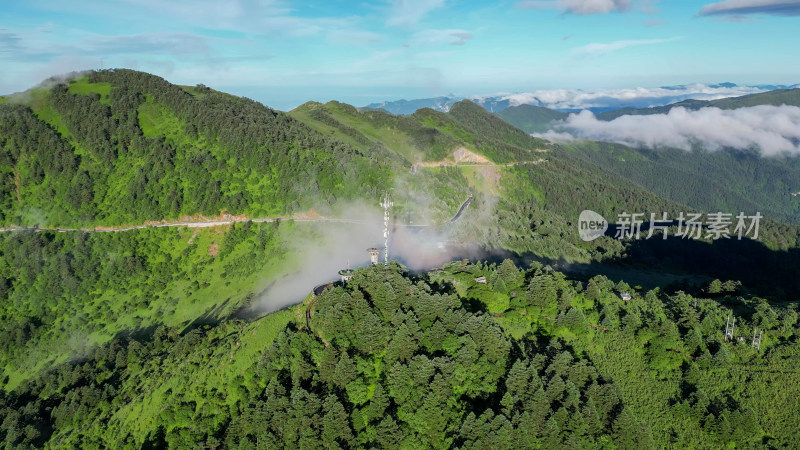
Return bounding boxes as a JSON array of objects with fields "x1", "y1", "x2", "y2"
[{"x1": 380, "y1": 196, "x2": 393, "y2": 264}]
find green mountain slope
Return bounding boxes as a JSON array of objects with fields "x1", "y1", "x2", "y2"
[
  {"x1": 0, "y1": 70, "x2": 390, "y2": 228},
  {"x1": 2, "y1": 262, "x2": 799, "y2": 448},
  {"x1": 289, "y1": 99, "x2": 551, "y2": 164},
  {"x1": 596, "y1": 88, "x2": 800, "y2": 120},
  {"x1": 495, "y1": 104, "x2": 568, "y2": 133},
  {"x1": 557, "y1": 141, "x2": 800, "y2": 225},
  {"x1": 291, "y1": 95, "x2": 800, "y2": 301}
]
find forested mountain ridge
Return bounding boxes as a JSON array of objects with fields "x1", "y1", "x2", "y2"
[
  {"x1": 289, "y1": 98, "x2": 550, "y2": 164},
  {"x1": 0, "y1": 70, "x2": 390, "y2": 228},
  {"x1": 495, "y1": 104, "x2": 568, "y2": 133},
  {"x1": 558, "y1": 141, "x2": 800, "y2": 225},
  {"x1": 2, "y1": 262, "x2": 798, "y2": 448},
  {"x1": 490, "y1": 89, "x2": 800, "y2": 227}
]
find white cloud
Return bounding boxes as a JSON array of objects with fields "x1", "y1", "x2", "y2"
[
  {"x1": 386, "y1": 0, "x2": 446, "y2": 27},
  {"x1": 410, "y1": 29, "x2": 473, "y2": 46},
  {"x1": 518, "y1": 0, "x2": 630, "y2": 14},
  {"x1": 498, "y1": 83, "x2": 768, "y2": 110},
  {"x1": 531, "y1": 130, "x2": 577, "y2": 141},
  {"x1": 546, "y1": 105, "x2": 800, "y2": 156},
  {"x1": 571, "y1": 37, "x2": 680, "y2": 56},
  {"x1": 28, "y1": 0, "x2": 353, "y2": 38},
  {"x1": 699, "y1": 0, "x2": 800, "y2": 17}
]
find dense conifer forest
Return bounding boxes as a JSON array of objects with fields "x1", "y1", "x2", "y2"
[{"x1": 1, "y1": 262, "x2": 798, "y2": 448}]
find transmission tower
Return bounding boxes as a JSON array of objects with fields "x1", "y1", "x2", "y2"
[
  {"x1": 724, "y1": 315, "x2": 735, "y2": 342},
  {"x1": 752, "y1": 328, "x2": 763, "y2": 351},
  {"x1": 380, "y1": 197, "x2": 393, "y2": 264}
]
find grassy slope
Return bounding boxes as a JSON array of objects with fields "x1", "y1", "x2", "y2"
[
  {"x1": 289, "y1": 99, "x2": 557, "y2": 225},
  {"x1": 290, "y1": 100, "x2": 450, "y2": 162},
  {"x1": 67, "y1": 77, "x2": 112, "y2": 104},
  {"x1": 56, "y1": 307, "x2": 298, "y2": 446},
  {"x1": 289, "y1": 101, "x2": 490, "y2": 222},
  {"x1": 0, "y1": 221, "x2": 309, "y2": 390}
]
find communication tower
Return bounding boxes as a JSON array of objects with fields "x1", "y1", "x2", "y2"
[{"x1": 380, "y1": 197, "x2": 393, "y2": 264}]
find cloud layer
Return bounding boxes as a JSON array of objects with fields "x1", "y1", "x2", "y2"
[
  {"x1": 571, "y1": 37, "x2": 680, "y2": 56},
  {"x1": 498, "y1": 83, "x2": 769, "y2": 110},
  {"x1": 386, "y1": 0, "x2": 447, "y2": 27},
  {"x1": 518, "y1": 0, "x2": 630, "y2": 14},
  {"x1": 699, "y1": 0, "x2": 800, "y2": 17},
  {"x1": 538, "y1": 105, "x2": 800, "y2": 156}
]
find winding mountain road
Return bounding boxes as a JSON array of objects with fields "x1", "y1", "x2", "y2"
[
  {"x1": 0, "y1": 191, "x2": 482, "y2": 234},
  {"x1": 0, "y1": 217, "x2": 376, "y2": 234}
]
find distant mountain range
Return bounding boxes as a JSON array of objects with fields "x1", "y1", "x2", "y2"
[
  {"x1": 497, "y1": 87, "x2": 800, "y2": 134},
  {"x1": 594, "y1": 87, "x2": 800, "y2": 120},
  {"x1": 363, "y1": 82, "x2": 800, "y2": 116}
]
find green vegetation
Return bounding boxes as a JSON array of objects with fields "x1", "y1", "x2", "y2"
[
  {"x1": 495, "y1": 104, "x2": 568, "y2": 133},
  {"x1": 0, "y1": 221, "x2": 292, "y2": 389},
  {"x1": 559, "y1": 140, "x2": 800, "y2": 225},
  {"x1": 67, "y1": 76, "x2": 113, "y2": 105},
  {"x1": 0, "y1": 307, "x2": 297, "y2": 448},
  {"x1": 2, "y1": 262, "x2": 798, "y2": 447},
  {"x1": 290, "y1": 99, "x2": 551, "y2": 165},
  {"x1": 0, "y1": 70, "x2": 390, "y2": 227}
]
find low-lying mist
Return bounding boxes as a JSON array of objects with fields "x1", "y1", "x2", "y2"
[
  {"x1": 246, "y1": 195, "x2": 500, "y2": 316},
  {"x1": 535, "y1": 105, "x2": 800, "y2": 156}
]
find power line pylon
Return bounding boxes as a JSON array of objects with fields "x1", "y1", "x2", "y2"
[
  {"x1": 752, "y1": 328, "x2": 763, "y2": 351},
  {"x1": 724, "y1": 315, "x2": 735, "y2": 342}
]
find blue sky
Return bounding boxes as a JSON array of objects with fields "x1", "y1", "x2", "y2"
[{"x1": 1, "y1": 0, "x2": 799, "y2": 109}]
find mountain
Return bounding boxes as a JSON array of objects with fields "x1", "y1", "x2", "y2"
[
  {"x1": 0, "y1": 70, "x2": 389, "y2": 228},
  {"x1": 361, "y1": 96, "x2": 460, "y2": 115},
  {"x1": 487, "y1": 87, "x2": 800, "y2": 135},
  {"x1": 558, "y1": 141, "x2": 800, "y2": 226},
  {"x1": 361, "y1": 96, "x2": 513, "y2": 115},
  {"x1": 495, "y1": 104, "x2": 568, "y2": 133},
  {"x1": 2, "y1": 70, "x2": 800, "y2": 448},
  {"x1": 492, "y1": 89, "x2": 800, "y2": 227},
  {"x1": 362, "y1": 83, "x2": 798, "y2": 116},
  {"x1": 595, "y1": 88, "x2": 800, "y2": 120}
]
